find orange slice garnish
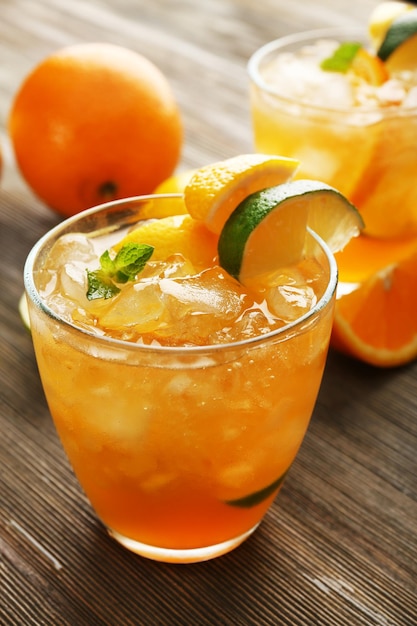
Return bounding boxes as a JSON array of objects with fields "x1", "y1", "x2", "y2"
[
  {"x1": 350, "y1": 47, "x2": 389, "y2": 85},
  {"x1": 184, "y1": 154, "x2": 299, "y2": 234}
]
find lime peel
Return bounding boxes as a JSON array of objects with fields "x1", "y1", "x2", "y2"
[
  {"x1": 219, "y1": 185, "x2": 309, "y2": 279},
  {"x1": 218, "y1": 179, "x2": 364, "y2": 283},
  {"x1": 225, "y1": 469, "x2": 289, "y2": 508},
  {"x1": 377, "y1": 8, "x2": 417, "y2": 60}
]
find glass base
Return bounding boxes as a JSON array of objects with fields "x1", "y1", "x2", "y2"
[{"x1": 106, "y1": 523, "x2": 259, "y2": 563}]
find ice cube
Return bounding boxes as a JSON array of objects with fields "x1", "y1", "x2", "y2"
[
  {"x1": 148, "y1": 268, "x2": 242, "y2": 344},
  {"x1": 403, "y1": 85, "x2": 417, "y2": 108},
  {"x1": 264, "y1": 40, "x2": 355, "y2": 109},
  {"x1": 97, "y1": 281, "x2": 168, "y2": 338},
  {"x1": 46, "y1": 233, "x2": 96, "y2": 268},
  {"x1": 39, "y1": 233, "x2": 97, "y2": 309},
  {"x1": 266, "y1": 284, "x2": 317, "y2": 321},
  {"x1": 215, "y1": 305, "x2": 284, "y2": 343},
  {"x1": 59, "y1": 261, "x2": 88, "y2": 302},
  {"x1": 376, "y1": 79, "x2": 406, "y2": 105},
  {"x1": 263, "y1": 267, "x2": 318, "y2": 322},
  {"x1": 159, "y1": 267, "x2": 244, "y2": 319},
  {"x1": 140, "y1": 254, "x2": 196, "y2": 280}
]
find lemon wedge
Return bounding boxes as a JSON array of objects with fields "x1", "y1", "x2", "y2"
[
  {"x1": 369, "y1": 1, "x2": 415, "y2": 50},
  {"x1": 113, "y1": 214, "x2": 217, "y2": 271},
  {"x1": 184, "y1": 154, "x2": 299, "y2": 234}
]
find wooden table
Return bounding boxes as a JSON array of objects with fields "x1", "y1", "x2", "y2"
[{"x1": 1, "y1": 1, "x2": 416, "y2": 624}]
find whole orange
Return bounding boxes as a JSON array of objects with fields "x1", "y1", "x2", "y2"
[{"x1": 8, "y1": 42, "x2": 183, "y2": 217}]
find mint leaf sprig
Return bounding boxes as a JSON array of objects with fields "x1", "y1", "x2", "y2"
[
  {"x1": 86, "y1": 242, "x2": 154, "y2": 300},
  {"x1": 320, "y1": 42, "x2": 361, "y2": 73}
]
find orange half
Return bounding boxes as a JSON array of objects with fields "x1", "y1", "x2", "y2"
[
  {"x1": 335, "y1": 234, "x2": 417, "y2": 284},
  {"x1": 332, "y1": 247, "x2": 417, "y2": 367}
]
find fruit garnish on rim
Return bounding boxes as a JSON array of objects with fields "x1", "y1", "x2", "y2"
[
  {"x1": 368, "y1": 1, "x2": 415, "y2": 50},
  {"x1": 217, "y1": 179, "x2": 363, "y2": 286},
  {"x1": 319, "y1": 2, "x2": 417, "y2": 83},
  {"x1": 184, "y1": 153, "x2": 299, "y2": 234},
  {"x1": 362, "y1": 1, "x2": 417, "y2": 73},
  {"x1": 21, "y1": 154, "x2": 364, "y2": 340}
]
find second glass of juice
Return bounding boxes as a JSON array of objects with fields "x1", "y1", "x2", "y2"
[
  {"x1": 24, "y1": 194, "x2": 337, "y2": 563},
  {"x1": 248, "y1": 26, "x2": 417, "y2": 240}
]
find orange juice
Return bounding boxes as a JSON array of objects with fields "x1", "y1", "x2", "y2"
[
  {"x1": 248, "y1": 27, "x2": 417, "y2": 240},
  {"x1": 24, "y1": 194, "x2": 337, "y2": 562}
]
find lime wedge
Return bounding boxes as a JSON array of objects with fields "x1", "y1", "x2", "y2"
[
  {"x1": 377, "y1": 8, "x2": 417, "y2": 64},
  {"x1": 218, "y1": 180, "x2": 364, "y2": 283},
  {"x1": 225, "y1": 470, "x2": 289, "y2": 508},
  {"x1": 368, "y1": 1, "x2": 414, "y2": 50}
]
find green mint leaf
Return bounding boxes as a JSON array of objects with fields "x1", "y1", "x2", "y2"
[
  {"x1": 86, "y1": 269, "x2": 121, "y2": 300},
  {"x1": 86, "y1": 242, "x2": 154, "y2": 300},
  {"x1": 99, "y1": 249, "x2": 116, "y2": 274},
  {"x1": 113, "y1": 243, "x2": 154, "y2": 281},
  {"x1": 320, "y1": 42, "x2": 361, "y2": 73}
]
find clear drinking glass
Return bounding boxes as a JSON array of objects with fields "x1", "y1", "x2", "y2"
[
  {"x1": 24, "y1": 194, "x2": 337, "y2": 563},
  {"x1": 248, "y1": 26, "x2": 417, "y2": 240}
]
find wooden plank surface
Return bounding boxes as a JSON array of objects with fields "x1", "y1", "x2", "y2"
[{"x1": 1, "y1": 1, "x2": 417, "y2": 625}]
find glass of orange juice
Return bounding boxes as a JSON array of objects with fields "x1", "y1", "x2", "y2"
[
  {"x1": 248, "y1": 26, "x2": 417, "y2": 240},
  {"x1": 24, "y1": 193, "x2": 337, "y2": 563}
]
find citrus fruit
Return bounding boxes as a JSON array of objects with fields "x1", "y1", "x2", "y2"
[
  {"x1": 113, "y1": 214, "x2": 217, "y2": 271},
  {"x1": 184, "y1": 154, "x2": 299, "y2": 234},
  {"x1": 375, "y1": 6, "x2": 417, "y2": 70},
  {"x1": 368, "y1": 1, "x2": 414, "y2": 50},
  {"x1": 384, "y1": 28, "x2": 417, "y2": 72},
  {"x1": 332, "y1": 247, "x2": 417, "y2": 367},
  {"x1": 8, "y1": 42, "x2": 182, "y2": 217},
  {"x1": 350, "y1": 121, "x2": 417, "y2": 239},
  {"x1": 151, "y1": 169, "x2": 197, "y2": 216},
  {"x1": 349, "y1": 48, "x2": 389, "y2": 85},
  {"x1": 321, "y1": 43, "x2": 388, "y2": 85},
  {"x1": 154, "y1": 169, "x2": 196, "y2": 195},
  {"x1": 217, "y1": 180, "x2": 364, "y2": 283},
  {"x1": 335, "y1": 234, "x2": 417, "y2": 284}
]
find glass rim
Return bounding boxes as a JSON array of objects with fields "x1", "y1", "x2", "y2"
[
  {"x1": 247, "y1": 25, "x2": 417, "y2": 118},
  {"x1": 24, "y1": 193, "x2": 338, "y2": 355}
]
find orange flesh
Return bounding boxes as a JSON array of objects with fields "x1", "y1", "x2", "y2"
[
  {"x1": 335, "y1": 234, "x2": 417, "y2": 284},
  {"x1": 332, "y1": 248, "x2": 417, "y2": 366},
  {"x1": 350, "y1": 48, "x2": 389, "y2": 85}
]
